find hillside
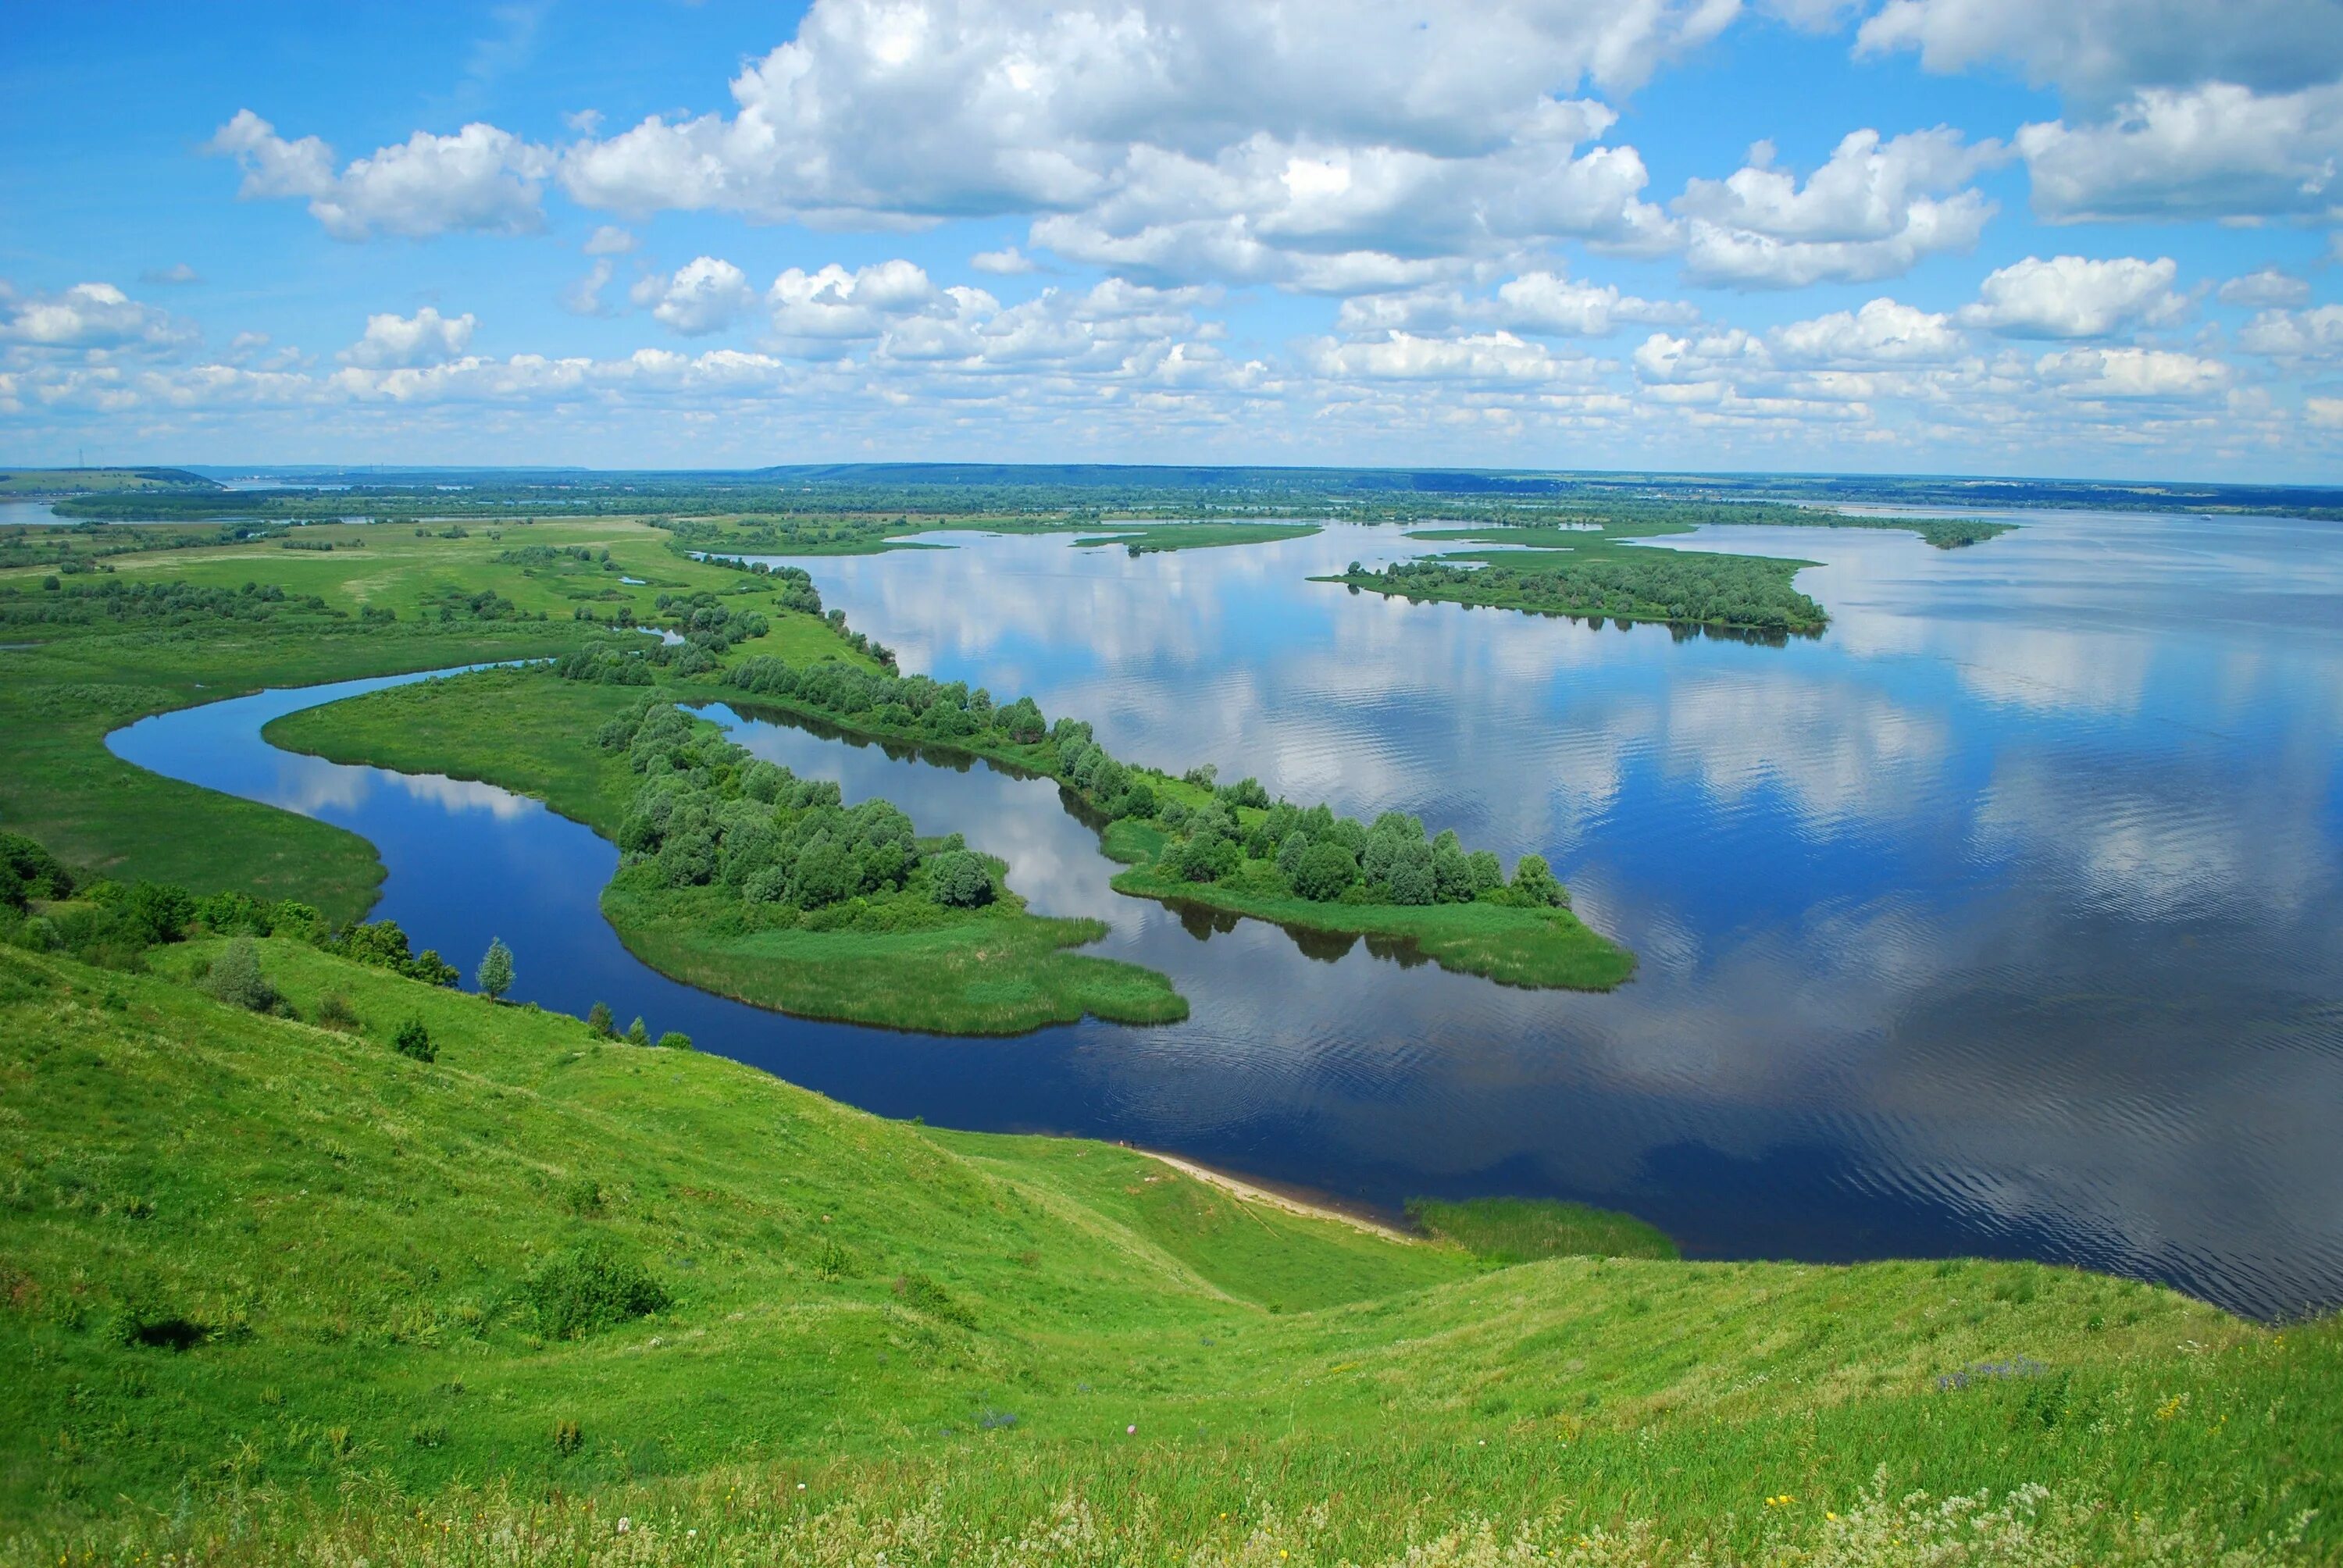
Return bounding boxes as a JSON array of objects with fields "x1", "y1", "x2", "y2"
[{"x1": 0, "y1": 935, "x2": 2333, "y2": 1564}]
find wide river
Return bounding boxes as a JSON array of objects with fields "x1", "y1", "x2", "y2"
[{"x1": 109, "y1": 511, "x2": 2343, "y2": 1320}]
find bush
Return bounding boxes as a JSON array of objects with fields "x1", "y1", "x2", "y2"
[
  {"x1": 0, "y1": 832, "x2": 75, "y2": 910},
  {"x1": 522, "y1": 1242, "x2": 671, "y2": 1340},
  {"x1": 313, "y1": 992, "x2": 361, "y2": 1032},
  {"x1": 391, "y1": 1016, "x2": 434, "y2": 1063},
  {"x1": 654, "y1": 1031, "x2": 693, "y2": 1050},
  {"x1": 1292, "y1": 842, "x2": 1361, "y2": 902},
  {"x1": 201, "y1": 938, "x2": 280, "y2": 1012},
  {"x1": 927, "y1": 850, "x2": 993, "y2": 908}
]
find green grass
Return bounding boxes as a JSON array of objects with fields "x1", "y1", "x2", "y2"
[
  {"x1": 269, "y1": 667, "x2": 1188, "y2": 1034},
  {"x1": 0, "y1": 522, "x2": 858, "y2": 925},
  {"x1": 602, "y1": 874, "x2": 1186, "y2": 1032},
  {"x1": 1111, "y1": 861, "x2": 1638, "y2": 991},
  {"x1": 1406, "y1": 1196, "x2": 1680, "y2": 1263},
  {"x1": 0, "y1": 937, "x2": 2331, "y2": 1565}
]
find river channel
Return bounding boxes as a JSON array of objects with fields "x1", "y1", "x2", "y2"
[{"x1": 109, "y1": 511, "x2": 2343, "y2": 1320}]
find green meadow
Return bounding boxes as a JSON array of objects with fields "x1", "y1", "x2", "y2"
[{"x1": 0, "y1": 935, "x2": 2331, "y2": 1565}]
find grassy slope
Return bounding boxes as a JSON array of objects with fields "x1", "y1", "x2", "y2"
[
  {"x1": 0, "y1": 520, "x2": 845, "y2": 925},
  {"x1": 267, "y1": 668, "x2": 1187, "y2": 1034},
  {"x1": 0, "y1": 940, "x2": 2332, "y2": 1565}
]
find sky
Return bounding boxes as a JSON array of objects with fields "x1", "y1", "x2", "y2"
[{"x1": 2, "y1": 0, "x2": 2340, "y2": 480}]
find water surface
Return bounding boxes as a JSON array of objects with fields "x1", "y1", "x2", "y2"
[{"x1": 113, "y1": 511, "x2": 2343, "y2": 1319}]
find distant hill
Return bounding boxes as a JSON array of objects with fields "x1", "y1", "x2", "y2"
[{"x1": 0, "y1": 467, "x2": 219, "y2": 496}]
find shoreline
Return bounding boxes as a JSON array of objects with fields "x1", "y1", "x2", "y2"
[{"x1": 1136, "y1": 1147, "x2": 1422, "y2": 1245}]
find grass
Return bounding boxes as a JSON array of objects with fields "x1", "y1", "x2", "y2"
[
  {"x1": 268, "y1": 667, "x2": 1188, "y2": 1034},
  {"x1": 1109, "y1": 859, "x2": 1639, "y2": 991},
  {"x1": 1406, "y1": 1196, "x2": 1680, "y2": 1263},
  {"x1": 602, "y1": 875, "x2": 1187, "y2": 1032},
  {"x1": 0, "y1": 521, "x2": 854, "y2": 925},
  {"x1": 0, "y1": 936, "x2": 2332, "y2": 1565}
]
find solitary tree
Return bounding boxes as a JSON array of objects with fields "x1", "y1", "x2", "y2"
[
  {"x1": 476, "y1": 936, "x2": 515, "y2": 1001},
  {"x1": 587, "y1": 1000, "x2": 615, "y2": 1038}
]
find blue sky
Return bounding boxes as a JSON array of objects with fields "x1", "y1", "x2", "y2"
[{"x1": 2, "y1": 0, "x2": 2339, "y2": 479}]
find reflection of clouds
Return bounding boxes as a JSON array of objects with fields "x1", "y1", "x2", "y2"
[
  {"x1": 390, "y1": 770, "x2": 537, "y2": 821},
  {"x1": 1974, "y1": 747, "x2": 2331, "y2": 919}
]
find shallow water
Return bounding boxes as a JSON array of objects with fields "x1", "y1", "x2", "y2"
[{"x1": 111, "y1": 511, "x2": 2343, "y2": 1319}]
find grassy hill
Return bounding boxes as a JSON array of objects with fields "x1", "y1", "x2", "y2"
[{"x1": 0, "y1": 935, "x2": 2332, "y2": 1565}]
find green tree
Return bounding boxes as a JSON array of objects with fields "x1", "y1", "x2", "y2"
[
  {"x1": 1293, "y1": 843, "x2": 1360, "y2": 903},
  {"x1": 586, "y1": 1001, "x2": 615, "y2": 1038},
  {"x1": 655, "y1": 1032, "x2": 694, "y2": 1051},
  {"x1": 928, "y1": 850, "x2": 993, "y2": 909},
  {"x1": 626, "y1": 1017, "x2": 650, "y2": 1046},
  {"x1": 476, "y1": 937, "x2": 515, "y2": 1001},
  {"x1": 1510, "y1": 853, "x2": 1567, "y2": 908}
]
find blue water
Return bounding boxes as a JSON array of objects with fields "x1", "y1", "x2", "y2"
[{"x1": 109, "y1": 509, "x2": 2343, "y2": 1319}]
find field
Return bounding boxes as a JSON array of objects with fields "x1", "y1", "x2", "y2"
[
  {"x1": 0, "y1": 519, "x2": 857, "y2": 924},
  {"x1": 0, "y1": 936, "x2": 2332, "y2": 1565}
]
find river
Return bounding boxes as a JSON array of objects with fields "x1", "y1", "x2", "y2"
[{"x1": 109, "y1": 508, "x2": 2343, "y2": 1320}]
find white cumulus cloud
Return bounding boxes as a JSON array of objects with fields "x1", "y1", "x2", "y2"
[
  {"x1": 206, "y1": 109, "x2": 551, "y2": 240},
  {"x1": 1854, "y1": 0, "x2": 2343, "y2": 102},
  {"x1": 1675, "y1": 128, "x2": 2002, "y2": 288},
  {"x1": 0, "y1": 280, "x2": 198, "y2": 355},
  {"x1": 2016, "y1": 82, "x2": 2343, "y2": 224},
  {"x1": 647, "y1": 257, "x2": 756, "y2": 336},
  {"x1": 338, "y1": 307, "x2": 478, "y2": 368},
  {"x1": 2220, "y1": 265, "x2": 2313, "y2": 308},
  {"x1": 1958, "y1": 255, "x2": 2189, "y2": 339}
]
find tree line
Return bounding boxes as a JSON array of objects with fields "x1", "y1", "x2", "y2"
[{"x1": 716, "y1": 655, "x2": 1572, "y2": 911}]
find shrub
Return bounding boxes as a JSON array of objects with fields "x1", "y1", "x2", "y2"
[
  {"x1": 1292, "y1": 842, "x2": 1361, "y2": 902},
  {"x1": 391, "y1": 1016, "x2": 434, "y2": 1063},
  {"x1": 0, "y1": 831, "x2": 75, "y2": 910},
  {"x1": 654, "y1": 1031, "x2": 693, "y2": 1050},
  {"x1": 927, "y1": 850, "x2": 993, "y2": 908},
  {"x1": 522, "y1": 1242, "x2": 671, "y2": 1340},
  {"x1": 201, "y1": 938, "x2": 280, "y2": 1012},
  {"x1": 553, "y1": 1418, "x2": 584, "y2": 1456},
  {"x1": 313, "y1": 992, "x2": 361, "y2": 1032}
]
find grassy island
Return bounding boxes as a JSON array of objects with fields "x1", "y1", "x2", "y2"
[
  {"x1": 715, "y1": 654, "x2": 1637, "y2": 990},
  {"x1": 268, "y1": 668, "x2": 1186, "y2": 1035},
  {"x1": 1320, "y1": 509, "x2": 2013, "y2": 636},
  {"x1": 0, "y1": 934, "x2": 2331, "y2": 1565}
]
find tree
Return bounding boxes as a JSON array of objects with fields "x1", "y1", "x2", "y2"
[
  {"x1": 587, "y1": 1001, "x2": 615, "y2": 1038},
  {"x1": 655, "y1": 1032, "x2": 693, "y2": 1050},
  {"x1": 626, "y1": 1017, "x2": 650, "y2": 1046},
  {"x1": 392, "y1": 1016, "x2": 435, "y2": 1063},
  {"x1": 1292, "y1": 843, "x2": 1360, "y2": 903},
  {"x1": 928, "y1": 850, "x2": 993, "y2": 909},
  {"x1": 476, "y1": 936, "x2": 515, "y2": 1001},
  {"x1": 1510, "y1": 853, "x2": 1567, "y2": 908}
]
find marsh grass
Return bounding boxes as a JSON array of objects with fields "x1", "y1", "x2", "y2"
[{"x1": 1405, "y1": 1196, "x2": 1680, "y2": 1263}]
